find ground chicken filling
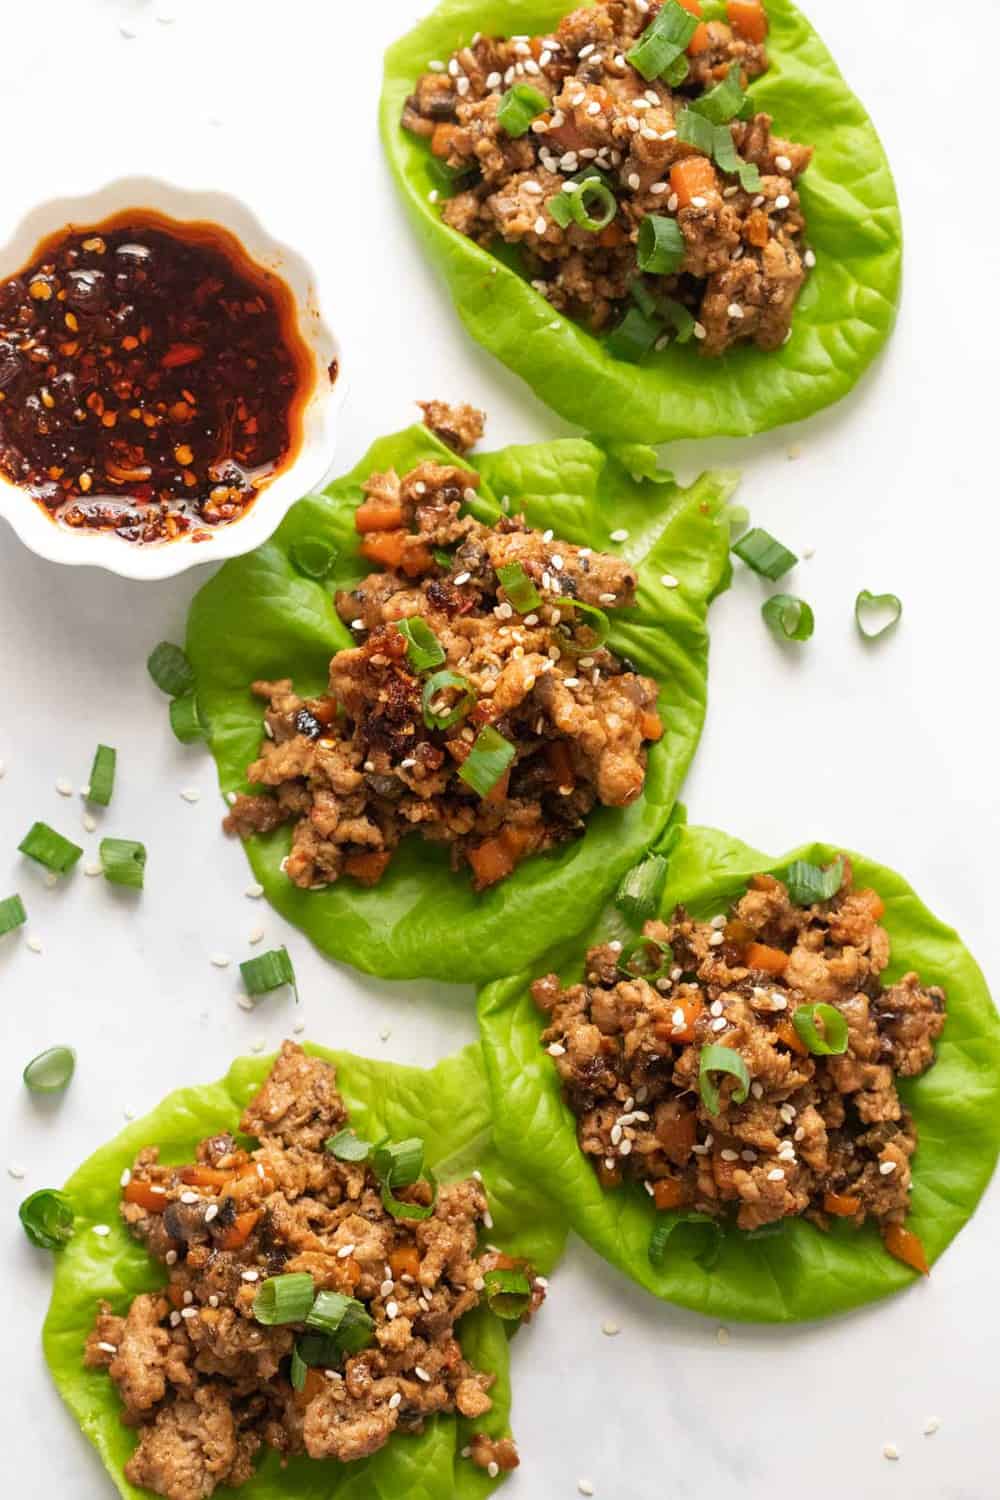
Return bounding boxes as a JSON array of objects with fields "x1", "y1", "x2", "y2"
[
  {"x1": 224, "y1": 404, "x2": 663, "y2": 892},
  {"x1": 86, "y1": 1043, "x2": 541, "y2": 1500},
  {"x1": 403, "y1": 0, "x2": 813, "y2": 357},
  {"x1": 534, "y1": 862, "x2": 945, "y2": 1262}
]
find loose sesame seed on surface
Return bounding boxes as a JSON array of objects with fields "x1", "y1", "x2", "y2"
[
  {"x1": 883, "y1": 1444, "x2": 900, "y2": 1461},
  {"x1": 55, "y1": 777, "x2": 73, "y2": 796},
  {"x1": 179, "y1": 787, "x2": 201, "y2": 803},
  {"x1": 26, "y1": 935, "x2": 42, "y2": 953},
  {"x1": 578, "y1": 1481, "x2": 595, "y2": 1497},
  {"x1": 923, "y1": 1416, "x2": 941, "y2": 1435},
  {"x1": 716, "y1": 1326, "x2": 731, "y2": 1345},
  {"x1": 660, "y1": 573, "x2": 679, "y2": 588},
  {"x1": 209, "y1": 953, "x2": 231, "y2": 968},
  {"x1": 601, "y1": 1320, "x2": 620, "y2": 1336},
  {"x1": 8, "y1": 1164, "x2": 25, "y2": 1180},
  {"x1": 92, "y1": 1223, "x2": 111, "y2": 1237}
]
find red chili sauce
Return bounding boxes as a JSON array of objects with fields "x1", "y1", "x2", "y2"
[{"x1": 0, "y1": 210, "x2": 315, "y2": 544}]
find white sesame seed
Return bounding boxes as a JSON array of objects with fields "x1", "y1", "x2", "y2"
[
  {"x1": 414, "y1": 1366, "x2": 431, "y2": 1383},
  {"x1": 119, "y1": 1168, "x2": 132, "y2": 1187},
  {"x1": 179, "y1": 788, "x2": 201, "y2": 803},
  {"x1": 775, "y1": 154, "x2": 792, "y2": 171},
  {"x1": 598, "y1": 591, "x2": 616, "y2": 604},
  {"x1": 627, "y1": 172, "x2": 640, "y2": 190},
  {"x1": 716, "y1": 1326, "x2": 731, "y2": 1345},
  {"x1": 208, "y1": 1294, "x2": 219, "y2": 1308},
  {"x1": 250, "y1": 1040, "x2": 266, "y2": 1054},
  {"x1": 661, "y1": 573, "x2": 679, "y2": 588},
  {"x1": 181, "y1": 1306, "x2": 198, "y2": 1320},
  {"x1": 82, "y1": 812, "x2": 98, "y2": 833},
  {"x1": 923, "y1": 1417, "x2": 940, "y2": 1436},
  {"x1": 767, "y1": 1168, "x2": 785, "y2": 1182},
  {"x1": 389, "y1": 1391, "x2": 402, "y2": 1409},
  {"x1": 7, "y1": 1164, "x2": 25, "y2": 1180},
  {"x1": 44, "y1": 872, "x2": 57, "y2": 889},
  {"x1": 720, "y1": 1148, "x2": 738, "y2": 1161},
  {"x1": 386, "y1": 1300, "x2": 399, "y2": 1320},
  {"x1": 205, "y1": 1204, "x2": 219, "y2": 1223},
  {"x1": 183, "y1": 1289, "x2": 193, "y2": 1305},
  {"x1": 482, "y1": 1209, "x2": 493, "y2": 1229},
  {"x1": 83, "y1": 860, "x2": 102, "y2": 877},
  {"x1": 210, "y1": 953, "x2": 231, "y2": 968},
  {"x1": 562, "y1": 677, "x2": 580, "y2": 689},
  {"x1": 883, "y1": 1444, "x2": 900, "y2": 1461},
  {"x1": 92, "y1": 1224, "x2": 111, "y2": 1237},
  {"x1": 728, "y1": 303, "x2": 744, "y2": 320},
  {"x1": 609, "y1": 528, "x2": 629, "y2": 542},
  {"x1": 711, "y1": 1016, "x2": 728, "y2": 1032},
  {"x1": 428, "y1": 189, "x2": 439, "y2": 204},
  {"x1": 169, "y1": 1310, "x2": 181, "y2": 1327},
  {"x1": 180, "y1": 1191, "x2": 199, "y2": 1205},
  {"x1": 804, "y1": 249, "x2": 816, "y2": 269},
  {"x1": 774, "y1": 194, "x2": 790, "y2": 210},
  {"x1": 709, "y1": 931, "x2": 724, "y2": 948},
  {"x1": 241, "y1": 1269, "x2": 259, "y2": 1282},
  {"x1": 337, "y1": 1243, "x2": 356, "y2": 1259},
  {"x1": 427, "y1": 59, "x2": 445, "y2": 72},
  {"x1": 534, "y1": 215, "x2": 547, "y2": 235},
  {"x1": 879, "y1": 1160, "x2": 897, "y2": 1176},
  {"x1": 97, "y1": 1340, "x2": 118, "y2": 1354},
  {"x1": 779, "y1": 1103, "x2": 796, "y2": 1124},
  {"x1": 690, "y1": 194, "x2": 707, "y2": 208},
  {"x1": 26, "y1": 935, "x2": 42, "y2": 953},
  {"x1": 55, "y1": 778, "x2": 73, "y2": 796},
  {"x1": 453, "y1": 571, "x2": 471, "y2": 586},
  {"x1": 488, "y1": 1462, "x2": 500, "y2": 1479},
  {"x1": 578, "y1": 1482, "x2": 595, "y2": 1497},
  {"x1": 486, "y1": 71, "x2": 501, "y2": 88},
  {"x1": 602, "y1": 1320, "x2": 621, "y2": 1336}
]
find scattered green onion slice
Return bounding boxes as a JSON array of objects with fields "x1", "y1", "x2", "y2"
[
  {"x1": 555, "y1": 597, "x2": 611, "y2": 655},
  {"x1": 855, "y1": 590, "x2": 902, "y2": 640},
  {"x1": 290, "y1": 1343, "x2": 308, "y2": 1391},
  {"x1": 23, "y1": 1045, "x2": 76, "y2": 1093},
  {"x1": 240, "y1": 946, "x2": 298, "y2": 1002},
  {"x1": 762, "y1": 594, "x2": 814, "y2": 642},
  {"x1": 698, "y1": 1044, "x2": 751, "y2": 1115},
  {"x1": 782, "y1": 856, "x2": 844, "y2": 907},
  {"x1": 427, "y1": 157, "x2": 476, "y2": 195},
  {"x1": 793, "y1": 1002, "x2": 849, "y2": 1056},
  {"x1": 550, "y1": 167, "x2": 619, "y2": 229},
  {"x1": 626, "y1": 0, "x2": 698, "y2": 81},
  {"x1": 372, "y1": 1137, "x2": 425, "y2": 1189},
  {"x1": 100, "y1": 838, "x2": 146, "y2": 890},
  {"x1": 483, "y1": 1267, "x2": 532, "y2": 1320},
  {"x1": 433, "y1": 547, "x2": 454, "y2": 571},
  {"x1": 169, "y1": 693, "x2": 204, "y2": 744},
  {"x1": 294, "y1": 1332, "x2": 343, "y2": 1370},
  {"x1": 711, "y1": 125, "x2": 761, "y2": 191},
  {"x1": 306, "y1": 1291, "x2": 375, "y2": 1352},
  {"x1": 675, "y1": 107, "x2": 716, "y2": 156},
  {"x1": 0, "y1": 893, "x2": 27, "y2": 936},
  {"x1": 727, "y1": 503, "x2": 750, "y2": 539},
  {"x1": 616, "y1": 854, "x2": 669, "y2": 924},
  {"x1": 253, "y1": 1272, "x2": 316, "y2": 1326},
  {"x1": 19, "y1": 822, "x2": 83, "y2": 875},
  {"x1": 422, "y1": 670, "x2": 476, "y2": 731},
  {"x1": 87, "y1": 745, "x2": 116, "y2": 807},
  {"x1": 380, "y1": 1178, "x2": 436, "y2": 1221},
  {"x1": 637, "y1": 215, "x2": 685, "y2": 275},
  {"x1": 732, "y1": 527, "x2": 798, "y2": 580},
  {"x1": 605, "y1": 304, "x2": 662, "y2": 362},
  {"x1": 662, "y1": 51, "x2": 690, "y2": 87},
  {"x1": 497, "y1": 83, "x2": 549, "y2": 137},
  {"x1": 290, "y1": 536, "x2": 339, "y2": 580},
  {"x1": 649, "y1": 1212, "x2": 723, "y2": 1271},
  {"x1": 567, "y1": 177, "x2": 617, "y2": 232},
  {"x1": 690, "y1": 63, "x2": 749, "y2": 125},
  {"x1": 147, "y1": 641, "x2": 194, "y2": 698},
  {"x1": 497, "y1": 562, "x2": 541, "y2": 614},
  {"x1": 660, "y1": 296, "x2": 696, "y2": 343},
  {"x1": 459, "y1": 726, "x2": 515, "y2": 798},
  {"x1": 617, "y1": 934, "x2": 673, "y2": 982},
  {"x1": 19, "y1": 1188, "x2": 75, "y2": 1251},
  {"x1": 397, "y1": 617, "x2": 446, "y2": 673},
  {"x1": 325, "y1": 1129, "x2": 372, "y2": 1163}
]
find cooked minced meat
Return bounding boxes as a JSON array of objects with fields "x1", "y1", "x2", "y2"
[
  {"x1": 402, "y1": 0, "x2": 813, "y2": 356},
  {"x1": 534, "y1": 862, "x2": 946, "y2": 1245},
  {"x1": 417, "y1": 399, "x2": 485, "y2": 454},
  {"x1": 224, "y1": 424, "x2": 663, "y2": 892},
  {"x1": 86, "y1": 1042, "x2": 542, "y2": 1500}
]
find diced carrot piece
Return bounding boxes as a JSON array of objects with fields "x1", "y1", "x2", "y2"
[
  {"x1": 687, "y1": 21, "x2": 712, "y2": 54},
  {"x1": 655, "y1": 1104, "x2": 698, "y2": 1162},
  {"x1": 343, "y1": 850, "x2": 392, "y2": 886},
  {"x1": 545, "y1": 120, "x2": 590, "y2": 152},
  {"x1": 655, "y1": 996, "x2": 703, "y2": 1045},
  {"x1": 670, "y1": 156, "x2": 718, "y2": 208},
  {"x1": 161, "y1": 342, "x2": 204, "y2": 368},
  {"x1": 775, "y1": 1020, "x2": 808, "y2": 1057},
  {"x1": 501, "y1": 824, "x2": 537, "y2": 861},
  {"x1": 360, "y1": 530, "x2": 406, "y2": 568},
  {"x1": 677, "y1": 0, "x2": 703, "y2": 13},
  {"x1": 167, "y1": 1284, "x2": 187, "y2": 1309},
  {"x1": 727, "y1": 0, "x2": 768, "y2": 43},
  {"x1": 431, "y1": 122, "x2": 461, "y2": 158},
  {"x1": 640, "y1": 711, "x2": 663, "y2": 743},
  {"x1": 712, "y1": 1151, "x2": 741, "y2": 1197},
  {"x1": 652, "y1": 1177, "x2": 686, "y2": 1211},
  {"x1": 468, "y1": 836, "x2": 515, "y2": 889},
  {"x1": 484, "y1": 768, "x2": 511, "y2": 806},
  {"x1": 181, "y1": 1166, "x2": 234, "y2": 1188},
  {"x1": 597, "y1": 221, "x2": 626, "y2": 249},
  {"x1": 354, "y1": 499, "x2": 405, "y2": 532},
  {"x1": 545, "y1": 740, "x2": 575, "y2": 790},
  {"x1": 823, "y1": 1191, "x2": 862, "y2": 1218},
  {"x1": 123, "y1": 1179, "x2": 169, "y2": 1213},
  {"x1": 217, "y1": 1209, "x2": 260, "y2": 1251},
  {"x1": 724, "y1": 917, "x2": 754, "y2": 948},
  {"x1": 745, "y1": 941, "x2": 789, "y2": 976},
  {"x1": 389, "y1": 1246, "x2": 422, "y2": 1279},
  {"x1": 883, "y1": 1223, "x2": 930, "y2": 1276},
  {"x1": 596, "y1": 1160, "x2": 622, "y2": 1189},
  {"x1": 857, "y1": 888, "x2": 885, "y2": 921}
]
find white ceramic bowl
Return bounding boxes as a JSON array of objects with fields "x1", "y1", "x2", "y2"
[{"x1": 0, "y1": 177, "x2": 344, "y2": 581}]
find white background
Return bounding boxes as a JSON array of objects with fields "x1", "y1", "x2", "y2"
[{"x1": 1, "y1": 1, "x2": 995, "y2": 1496}]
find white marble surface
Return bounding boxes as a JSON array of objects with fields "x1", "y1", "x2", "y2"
[{"x1": 1, "y1": 1, "x2": 996, "y2": 1496}]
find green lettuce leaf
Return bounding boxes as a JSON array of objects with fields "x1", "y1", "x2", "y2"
[
  {"x1": 381, "y1": 0, "x2": 902, "y2": 443},
  {"x1": 43, "y1": 1043, "x2": 566, "y2": 1500},
  {"x1": 183, "y1": 423, "x2": 736, "y2": 983},
  {"x1": 479, "y1": 821, "x2": 1000, "y2": 1322}
]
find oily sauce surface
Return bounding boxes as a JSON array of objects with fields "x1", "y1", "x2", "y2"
[{"x1": 0, "y1": 210, "x2": 314, "y2": 543}]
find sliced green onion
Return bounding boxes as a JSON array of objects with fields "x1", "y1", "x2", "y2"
[
  {"x1": 711, "y1": 125, "x2": 762, "y2": 191},
  {"x1": 169, "y1": 693, "x2": 204, "y2": 744},
  {"x1": 555, "y1": 598, "x2": 611, "y2": 655},
  {"x1": 19, "y1": 822, "x2": 83, "y2": 875},
  {"x1": 497, "y1": 562, "x2": 541, "y2": 614},
  {"x1": 649, "y1": 1212, "x2": 723, "y2": 1271},
  {"x1": 23, "y1": 1046, "x2": 76, "y2": 1093},
  {"x1": 732, "y1": 527, "x2": 798, "y2": 580},
  {"x1": 459, "y1": 726, "x2": 515, "y2": 798},
  {"x1": 240, "y1": 946, "x2": 298, "y2": 1002},
  {"x1": 792, "y1": 1002, "x2": 849, "y2": 1056},
  {"x1": 294, "y1": 1332, "x2": 343, "y2": 1369},
  {"x1": 483, "y1": 1267, "x2": 532, "y2": 1320},
  {"x1": 782, "y1": 856, "x2": 844, "y2": 907},
  {"x1": 86, "y1": 745, "x2": 116, "y2": 807},
  {"x1": 253, "y1": 1271, "x2": 316, "y2": 1325},
  {"x1": 855, "y1": 590, "x2": 902, "y2": 640},
  {"x1": 0, "y1": 893, "x2": 27, "y2": 936},
  {"x1": 100, "y1": 838, "x2": 146, "y2": 890},
  {"x1": 699, "y1": 1044, "x2": 750, "y2": 1115},
  {"x1": 397, "y1": 617, "x2": 446, "y2": 673},
  {"x1": 147, "y1": 641, "x2": 194, "y2": 697},
  {"x1": 627, "y1": 0, "x2": 698, "y2": 81},
  {"x1": 662, "y1": 51, "x2": 690, "y2": 86},
  {"x1": 290, "y1": 536, "x2": 338, "y2": 580},
  {"x1": 660, "y1": 297, "x2": 696, "y2": 343},
  {"x1": 605, "y1": 304, "x2": 662, "y2": 362},
  {"x1": 433, "y1": 547, "x2": 454, "y2": 571},
  {"x1": 306, "y1": 1291, "x2": 375, "y2": 1352},
  {"x1": 728, "y1": 504, "x2": 750, "y2": 539},
  {"x1": 381, "y1": 1178, "x2": 436, "y2": 1221},
  {"x1": 550, "y1": 166, "x2": 618, "y2": 228},
  {"x1": 422, "y1": 670, "x2": 476, "y2": 731},
  {"x1": 567, "y1": 178, "x2": 617, "y2": 233},
  {"x1": 690, "y1": 63, "x2": 748, "y2": 125},
  {"x1": 616, "y1": 854, "x2": 669, "y2": 924},
  {"x1": 762, "y1": 594, "x2": 814, "y2": 642},
  {"x1": 290, "y1": 1343, "x2": 308, "y2": 1391},
  {"x1": 325, "y1": 1128, "x2": 372, "y2": 1163},
  {"x1": 675, "y1": 107, "x2": 716, "y2": 157},
  {"x1": 617, "y1": 934, "x2": 673, "y2": 982},
  {"x1": 637, "y1": 215, "x2": 685, "y2": 275},
  {"x1": 497, "y1": 83, "x2": 548, "y2": 137},
  {"x1": 371, "y1": 1137, "x2": 426, "y2": 1189},
  {"x1": 427, "y1": 157, "x2": 476, "y2": 195},
  {"x1": 19, "y1": 1188, "x2": 75, "y2": 1251}
]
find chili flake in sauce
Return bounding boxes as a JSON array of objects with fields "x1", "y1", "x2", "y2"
[{"x1": 0, "y1": 211, "x2": 314, "y2": 544}]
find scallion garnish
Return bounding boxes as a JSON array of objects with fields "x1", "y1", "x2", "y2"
[
  {"x1": 147, "y1": 641, "x2": 195, "y2": 698},
  {"x1": 19, "y1": 822, "x2": 83, "y2": 875},
  {"x1": 86, "y1": 745, "x2": 116, "y2": 807},
  {"x1": 397, "y1": 617, "x2": 446, "y2": 673},
  {"x1": 617, "y1": 934, "x2": 673, "y2": 982},
  {"x1": 497, "y1": 562, "x2": 541, "y2": 614},
  {"x1": 324, "y1": 1129, "x2": 437, "y2": 1220},
  {"x1": 761, "y1": 594, "x2": 814, "y2": 642},
  {"x1": 555, "y1": 597, "x2": 611, "y2": 655},
  {"x1": 732, "y1": 527, "x2": 798, "y2": 580},
  {"x1": 549, "y1": 168, "x2": 618, "y2": 229},
  {"x1": 240, "y1": 946, "x2": 298, "y2": 1002},
  {"x1": 561, "y1": 177, "x2": 617, "y2": 233},
  {"x1": 616, "y1": 854, "x2": 669, "y2": 924},
  {"x1": 325, "y1": 1128, "x2": 372, "y2": 1162},
  {"x1": 660, "y1": 296, "x2": 696, "y2": 343},
  {"x1": 422, "y1": 670, "x2": 476, "y2": 731},
  {"x1": 637, "y1": 215, "x2": 685, "y2": 275},
  {"x1": 690, "y1": 62, "x2": 751, "y2": 125},
  {"x1": 676, "y1": 109, "x2": 761, "y2": 192},
  {"x1": 792, "y1": 1002, "x2": 849, "y2": 1056},
  {"x1": 855, "y1": 590, "x2": 902, "y2": 640},
  {"x1": 459, "y1": 726, "x2": 516, "y2": 798},
  {"x1": 483, "y1": 1267, "x2": 533, "y2": 1320},
  {"x1": 19, "y1": 1188, "x2": 75, "y2": 1250},
  {"x1": 605, "y1": 303, "x2": 662, "y2": 362},
  {"x1": 0, "y1": 893, "x2": 27, "y2": 936},
  {"x1": 433, "y1": 547, "x2": 454, "y2": 571},
  {"x1": 698, "y1": 1044, "x2": 750, "y2": 1115},
  {"x1": 626, "y1": 0, "x2": 698, "y2": 81},
  {"x1": 290, "y1": 1343, "x2": 308, "y2": 1391},
  {"x1": 99, "y1": 838, "x2": 146, "y2": 890},
  {"x1": 496, "y1": 83, "x2": 548, "y2": 137},
  {"x1": 648, "y1": 1212, "x2": 723, "y2": 1271},
  {"x1": 23, "y1": 1045, "x2": 76, "y2": 1093},
  {"x1": 290, "y1": 536, "x2": 339, "y2": 580},
  {"x1": 169, "y1": 693, "x2": 204, "y2": 744},
  {"x1": 306, "y1": 1291, "x2": 375, "y2": 1351},
  {"x1": 782, "y1": 856, "x2": 844, "y2": 906},
  {"x1": 253, "y1": 1272, "x2": 316, "y2": 1326},
  {"x1": 427, "y1": 157, "x2": 477, "y2": 195}
]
